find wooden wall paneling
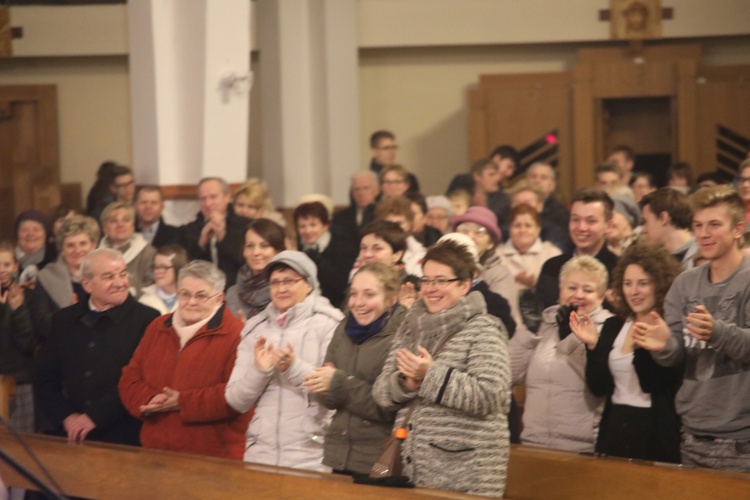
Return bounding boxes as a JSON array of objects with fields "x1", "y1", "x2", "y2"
[
  {"x1": 0, "y1": 85, "x2": 62, "y2": 238},
  {"x1": 591, "y1": 60, "x2": 677, "y2": 98},
  {"x1": 475, "y1": 72, "x2": 573, "y2": 198},
  {"x1": 578, "y1": 43, "x2": 702, "y2": 64},
  {"x1": 694, "y1": 65, "x2": 750, "y2": 176},
  {"x1": 573, "y1": 62, "x2": 596, "y2": 195},
  {"x1": 467, "y1": 87, "x2": 488, "y2": 162},
  {"x1": 676, "y1": 60, "x2": 699, "y2": 169}
]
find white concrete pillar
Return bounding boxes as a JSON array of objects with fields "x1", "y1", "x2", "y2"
[
  {"x1": 258, "y1": 0, "x2": 359, "y2": 206},
  {"x1": 128, "y1": 0, "x2": 251, "y2": 191}
]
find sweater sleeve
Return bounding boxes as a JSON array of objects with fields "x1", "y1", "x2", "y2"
[
  {"x1": 419, "y1": 317, "x2": 510, "y2": 417},
  {"x1": 282, "y1": 313, "x2": 339, "y2": 388},
  {"x1": 585, "y1": 318, "x2": 619, "y2": 398},
  {"x1": 372, "y1": 321, "x2": 419, "y2": 410},
  {"x1": 509, "y1": 323, "x2": 541, "y2": 385},
  {"x1": 225, "y1": 329, "x2": 274, "y2": 413},
  {"x1": 179, "y1": 336, "x2": 241, "y2": 423},
  {"x1": 650, "y1": 276, "x2": 687, "y2": 367}
]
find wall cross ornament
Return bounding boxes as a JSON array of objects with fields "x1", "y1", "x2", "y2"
[{"x1": 601, "y1": 0, "x2": 670, "y2": 40}]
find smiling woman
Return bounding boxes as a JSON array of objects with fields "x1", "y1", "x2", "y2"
[
  {"x1": 119, "y1": 260, "x2": 250, "y2": 459},
  {"x1": 225, "y1": 219, "x2": 286, "y2": 320},
  {"x1": 302, "y1": 263, "x2": 406, "y2": 475},
  {"x1": 511, "y1": 255, "x2": 613, "y2": 453},
  {"x1": 372, "y1": 240, "x2": 511, "y2": 498},
  {"x1": 570, "y1": 242, "x2": 683, "y2": 463},
  {"x1": 224, "y1": 251, "x2": 344, "y2": 471}
]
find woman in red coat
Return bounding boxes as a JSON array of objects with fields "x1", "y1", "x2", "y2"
[{"x1": 119, "y1": 260, "x2": 250, "y2": 459}]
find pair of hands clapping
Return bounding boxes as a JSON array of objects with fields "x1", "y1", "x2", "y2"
[
  {"x1": 254, "y1": 336, "x2": 296, "y2": 373},
  {"x1": 569, "y1": 305, "x2": 714, "y2": 351}
]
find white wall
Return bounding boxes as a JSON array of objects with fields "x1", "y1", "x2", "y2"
[{"x1": 2, "y1": 2, "x2": 749, "y2": 205}]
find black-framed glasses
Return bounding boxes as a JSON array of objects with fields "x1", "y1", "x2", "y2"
[
  {"x1": 418, "y1": 277, "x2": 461, "y2": 288},
  {"x1": 151, "y1": 264, "x2": 174, "y2": 272},
  {"x1": 737, "y1": 176, "x2": 750, "y2": 185}
]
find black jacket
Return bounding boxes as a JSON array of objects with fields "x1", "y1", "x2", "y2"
[
  {"x1": 0, "y1": 298, "x2": 35, "y2": 384},
  {"x1": 177, "y1": 205, "x2": 251, "y2": 289},
  {"x1": 137, "y1": 217, "x2": 181, "y2": 249},
  {"x1": 586, "y1": 316, "x2": 682, "y2": 463},
  {"x1": 535, "y1": 246, "x2": 618, "y2": 311},
  {"x1": 331, "y1": 204, "x2": 375, "y2": 267},
  {"x1": 34, "y1": 295, "x2": 160, "y2": 445}
]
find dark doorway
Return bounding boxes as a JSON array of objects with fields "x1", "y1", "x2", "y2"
[{"x1": 601, "y1": 96, "x2": 673, "y2": 186}]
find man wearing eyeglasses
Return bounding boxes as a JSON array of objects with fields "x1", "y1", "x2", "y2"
[
  {"x1": 34, "y1": 248, "x2": 160, "y2": 446},
  {"x1": 369, "y1": 130, "x2": 420, "y2": 193}
]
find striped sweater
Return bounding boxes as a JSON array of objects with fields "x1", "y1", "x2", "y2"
[{"x1": 372, "y1": 291, "x2": 511, "y2": 498}]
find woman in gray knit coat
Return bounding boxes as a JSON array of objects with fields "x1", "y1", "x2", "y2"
[{"x1": 372, "y1": 240, "x2": 511, "y2": 498}]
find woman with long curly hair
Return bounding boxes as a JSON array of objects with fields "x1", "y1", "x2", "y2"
[{"x1": 570, "y1": 242, "x2": 683, "y2": 462}]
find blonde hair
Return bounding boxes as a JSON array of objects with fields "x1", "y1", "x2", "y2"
[
  {"x1": 353, "y1": 262, "x2": 402, "y2": 302},
  {"x1": 233, "y1": 178, "x2": 276, "y2": 214},
  {"x1": 559, "y1": 255, "x2": 608, "y2": 296},
  {"x1": 690, "y1": 185, "x2": 745, "y2": 227},
  {"x1": 100, "y1": 201, "x2": 135, "y2": 227}
]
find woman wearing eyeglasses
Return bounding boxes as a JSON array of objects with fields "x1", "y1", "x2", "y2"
[
  {"x1": 138, "y1": 244, "x2": 188, "y2": 315},
  {"x1": 119, "y1": 260, "x2": 250, "y2": 459},
  {"x1": 225, "y1": 251, "x2": 344, "y2": 471},
  {"x1": 373, "y1": 240, "x2": 511, "y2": 498},
  {"x1": 452, "y1": 206, "x2": 520, "y2": 324}
]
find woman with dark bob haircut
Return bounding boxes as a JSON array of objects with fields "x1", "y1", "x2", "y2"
[
  {"x1": 571, "y1": 241, "x2": 683, "y2": 463},
  {"x1": 373, "y1": 239, "x2": 511, "y2": 497},
  {"x1": 226, "y1": 218, "x2": 286, "y2": 320}
]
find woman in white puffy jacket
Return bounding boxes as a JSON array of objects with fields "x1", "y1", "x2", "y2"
[{"x1": 225, "y1": 251, "x2": 344, "y2": 471}]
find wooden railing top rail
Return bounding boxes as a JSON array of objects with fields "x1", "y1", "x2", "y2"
[
  {"x1": 0, "y1": 429, "x2": 482, "y2": 499},
  {"x1": 1, "y1": 429, "x2": 748, "y2": 499}
]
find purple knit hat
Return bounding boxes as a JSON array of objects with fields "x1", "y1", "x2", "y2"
[{"x1": 451, "y1": 206, "x2": 502, "y2": 243}]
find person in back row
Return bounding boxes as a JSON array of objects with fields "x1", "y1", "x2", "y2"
[
  {"x1": 635, "y1": 186, "x2": 750, "y2": 473},
  {"x1": 639, "y1": 187, "x2": 698, "y2": 271},
  {"x1": 178, "y1": 177, "x2": 251, "y2": 289},
  {"x1": 536, "y1": 188, "x2": 618, "y2": 311}
]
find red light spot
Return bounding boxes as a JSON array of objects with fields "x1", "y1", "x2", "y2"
[{"x1": 545, "y1": 134, "x2": 558, "y2": 144}]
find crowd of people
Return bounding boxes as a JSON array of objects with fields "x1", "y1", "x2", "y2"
[{"x1": 1, "y1": 133, "x2": 750, "y2": 498}]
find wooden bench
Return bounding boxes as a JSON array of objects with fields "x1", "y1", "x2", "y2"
[
  {"x1": 0, "y1": 374, "x2": 14, "y2": 421},
  {"x1": 0, "y1": 429, "x2": 748, "y2": 499}
]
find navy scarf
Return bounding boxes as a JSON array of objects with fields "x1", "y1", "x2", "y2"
[{"x1": 344, "y1": 305, "x2": 397, "y2": 345}]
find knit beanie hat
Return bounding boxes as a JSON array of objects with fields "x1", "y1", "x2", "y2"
[
  {"x1": 264, "y1": 250, "x2": 320, "y2": 293},
  {"x1": 451, "y1": 206, "x2": 502, "y2": 243},
  {"x1": 15, "y1": 209, "x2": 48, "y2": 235}
]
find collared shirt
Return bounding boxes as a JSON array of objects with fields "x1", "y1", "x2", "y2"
[{"x1": 140, "y1": 220, "x2": 160, "y2": 245}]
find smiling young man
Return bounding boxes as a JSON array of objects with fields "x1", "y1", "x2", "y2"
[
  {"x1": 535, "y1": 188, "x2": 618, "y2": 311},
  {"x1": 636, "y1": 186, "x2": 750, "y2": 472}
]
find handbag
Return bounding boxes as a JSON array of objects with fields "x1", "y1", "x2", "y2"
[{"x1": 361, "y1": 331, "x2": 458, "y2": 485}]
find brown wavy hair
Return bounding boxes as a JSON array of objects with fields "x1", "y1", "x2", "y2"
[{"x1": 610, "y1": 241, "x2": 682, "y2": 318}]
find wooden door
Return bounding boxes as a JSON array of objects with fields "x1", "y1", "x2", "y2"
[
  {"x1": 469, "y1": 72, "x2": 573, "y2": 199},
  {"x1": 0, "y1": 85, "x2": 61, "y2": 240},
  {"x1": 694, "y1": 65, "x2": 750, "y2": 178}
]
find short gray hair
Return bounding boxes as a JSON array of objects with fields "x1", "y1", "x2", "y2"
[
  {"x1": 198, "y1": 177, "x2": 229, "y2": 195},
  {"x1": 351, "y1": 170, "x2": 378, "y2": 185},
  {"x1": 57, "y1": 215, "x2": 100, "y2": 251},
  {"x1": 178, "y1": 260, "x2": 226, "y2": 293},
  {"x1": 81, "y1": 248, "x2": 125, "y2": 280}
]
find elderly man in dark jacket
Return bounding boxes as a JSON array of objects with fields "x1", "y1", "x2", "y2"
[
  {"x1": 34, "y1": 248, "x2": 160, "y2": 445},
  {"x1": 178, "y1": 177, "x2": 251, "y2": 289}
]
